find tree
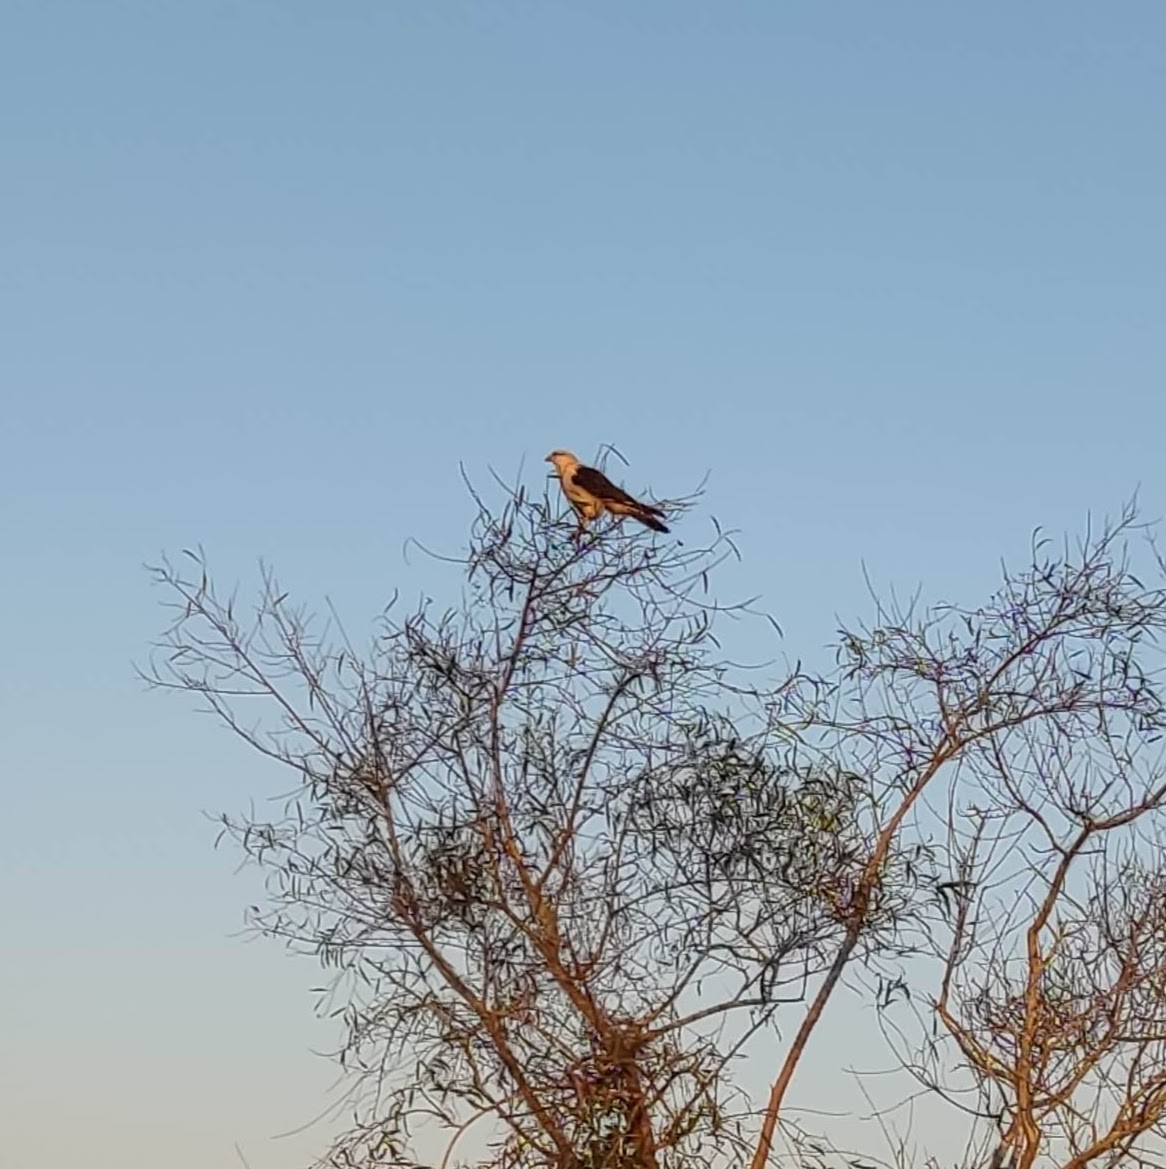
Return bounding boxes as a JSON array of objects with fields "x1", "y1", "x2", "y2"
[
  {"x1": 885, "y1": 518, "x2": 1166, "y2": 1169},
  {"x1": 148, "y1": 475, "x2": 1166, "y2": 1169}
]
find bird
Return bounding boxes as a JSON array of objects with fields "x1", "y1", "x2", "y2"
[{"x1": 545, "y1": 450, "x2": 670, "y2": 534}]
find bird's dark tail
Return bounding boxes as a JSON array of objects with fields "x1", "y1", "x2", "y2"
[{"x1": 632, "y1": 506, "x2": 669, "y2": 533}]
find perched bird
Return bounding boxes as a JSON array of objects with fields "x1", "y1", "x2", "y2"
[{"x1": 545, "y1": 450, "x2": 670, "y2": 534}]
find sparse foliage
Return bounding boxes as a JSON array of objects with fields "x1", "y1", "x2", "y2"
[
  {"x1": 889, "y1": 516, "x2": 1166, "y2": 1169},
  {"x1": 148, "y1": 480, "x2": 1166, "y2": 1169}
]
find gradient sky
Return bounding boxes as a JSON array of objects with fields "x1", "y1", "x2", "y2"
[{"x1": 2, "y1": 3, "x2": 1164, "y2": 1167}]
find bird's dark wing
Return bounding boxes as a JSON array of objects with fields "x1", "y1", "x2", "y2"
[
  {"x1": 571, "y1": 463, "x2": 669, "y2": 531},
  {"x1": 572, "y1": 464, "x2": 644, "y2": 508}
]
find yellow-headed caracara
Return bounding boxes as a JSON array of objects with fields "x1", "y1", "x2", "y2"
[{"x1": 545, "y1": 450, "x2": 670, "y2": 534}]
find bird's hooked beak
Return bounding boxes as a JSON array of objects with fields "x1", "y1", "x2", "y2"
[{"x1": 544, "y1": 454, "x2": 554, "y2": 463}]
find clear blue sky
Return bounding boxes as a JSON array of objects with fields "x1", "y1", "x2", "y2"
[{"x1": 2, "y1": 3, "x2": 1163, "y2": 1166}]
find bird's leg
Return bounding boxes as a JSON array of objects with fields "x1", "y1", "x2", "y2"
[{"x1": 571, "y1": 504, "x2": 590, "y2": 546}]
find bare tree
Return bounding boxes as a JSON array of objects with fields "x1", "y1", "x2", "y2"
[
  {"x1": 938, "y1": 843, "x2": 1166, "y2": 1169},
  {"x1": 147, "y1": 475, "x2": 911, "y2": 1169},
  {"x1": 879, "y1": 521, "x2": 1166, "y2": 1169},
  {"x1": 746, "y1": 506, "x2": 1166, "y2": 1169},
  {"x1": 148, "y1": 475, "x2": 1166, "y2": 1169},
  {"x1": 855, "y1": 510, "x2": 1166, "y2": 1169}
]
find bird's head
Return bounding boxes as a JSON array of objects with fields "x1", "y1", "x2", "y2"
[{"x1": 545, "y1": 449, "x2": 579, "y2": 473}]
